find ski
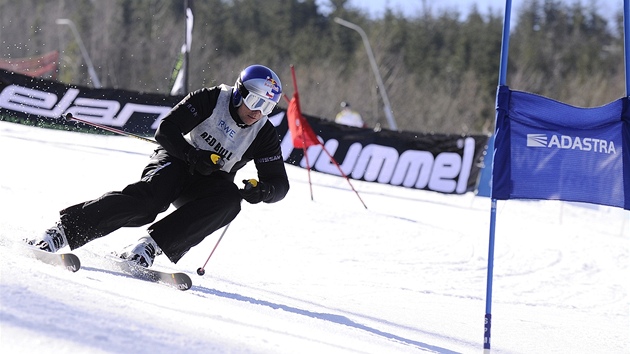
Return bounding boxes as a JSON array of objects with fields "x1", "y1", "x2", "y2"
[
  {"x1": 27, "y1": 246, "x2": 81, "y2": 272},
  {"x1": 104, "y1": 255, "x2": 193, "y2": 291}
]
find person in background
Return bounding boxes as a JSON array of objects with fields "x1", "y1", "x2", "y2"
[
  {"x1": 335, "y1": 101, "x2": 365, "y2": 128},
  {"x1": 26, "y1": 64, "x2": 290, "y2": 268}
]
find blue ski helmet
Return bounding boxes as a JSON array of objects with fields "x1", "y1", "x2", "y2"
[{"x1": 232, "y1": 65, "x2": 282, "y2": 115}]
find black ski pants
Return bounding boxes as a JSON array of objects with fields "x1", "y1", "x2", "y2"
[{"x1": 59, "y1": 148, "x2": 241, "y2": 263}]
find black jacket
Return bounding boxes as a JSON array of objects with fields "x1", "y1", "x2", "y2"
[{"x1": 154, "y1": 86, "x2": 289, "y2": 203}]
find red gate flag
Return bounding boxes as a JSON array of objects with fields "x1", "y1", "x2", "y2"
[{"x1": 287, "y1": 93, "x2": 320, "y2": 149}]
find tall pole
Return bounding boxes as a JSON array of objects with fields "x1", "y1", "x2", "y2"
[
  {"x1": 484, "y1": 0, "x2": 512, "y2": 353},
  {"x1": 55, "y1": 19, "x2": 101, "y2": 88},
  {"x1": 624, "y1": 0, "x2": 629, "y2": 96},
  {"x1": 334, "y1": 17, "x2": 398, "y2": 131},
  {"x1": 183, "y1": 0, "x2": 190, "y2": 95}
]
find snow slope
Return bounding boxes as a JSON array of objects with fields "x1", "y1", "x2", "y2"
[{"x1": 0, "y1": 120, "x2": 628, "y2": 353}]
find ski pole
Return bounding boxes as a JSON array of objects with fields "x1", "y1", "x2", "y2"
[
  {"x1": 196, "y1": 223, "x2": 231, "y2": 276},
  {"x1": 63, "y1": 113, "x2": 158, "y2": 145}
]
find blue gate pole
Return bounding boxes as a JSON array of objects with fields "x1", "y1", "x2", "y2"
[
  {"x1": 484, "y1": 0, "x2": 512, "y2": 352},
  {"x1": 625, "y1": 0, "x2": 629, "y2": 96}
]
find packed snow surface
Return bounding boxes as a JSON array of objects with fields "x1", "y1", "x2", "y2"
[{"x1": 1, "y1": 121, "x2": 628, "y2": 353}]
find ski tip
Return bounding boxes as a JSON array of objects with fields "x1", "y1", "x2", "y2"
[
  {"x1": 26, "y1": 246, "x2": 81, "y2": 272},
  {"x1": 172, "y1": 273, "x2": 193, "y2": 291},
  {"x1": 152, "y1": 272, "x2": 193, "y2": 291},
  {"x1": 61, "y1": 253, "x2": 81, "y2": 272}
]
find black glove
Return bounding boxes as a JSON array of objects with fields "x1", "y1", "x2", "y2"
[
  {"x1": 239, "y1": 179, "x2": 274, "y2": 204},
  {"x1": 185, "y1": 148, "x2": 225, "y2": 175}
]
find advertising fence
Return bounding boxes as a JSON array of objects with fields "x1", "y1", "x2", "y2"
[{"x1": 0, "y1": 69, "x2": 489, "y2": 194}]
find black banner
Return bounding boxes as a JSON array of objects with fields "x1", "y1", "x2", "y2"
[
  {"x1": 1, "y1": 69, "x2": 488, "y2": 194},
  {"x1": 0, "y1": 69, "x2": 182, "y2": 135}
]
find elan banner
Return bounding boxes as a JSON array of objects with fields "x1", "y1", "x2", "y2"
[{"x1": 0, "y1": 69, "x2": 488, "y2": 194}]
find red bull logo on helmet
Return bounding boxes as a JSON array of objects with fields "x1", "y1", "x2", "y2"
[
  {"x1": 266, "y1": 77, "x2": 278, "y2": 86},
  {"x1": 265, "y1": 76, "x2": 280, "y2": 93},
  {"x1": 264, "y1": 76, "x2": 281, "y2": 98}
]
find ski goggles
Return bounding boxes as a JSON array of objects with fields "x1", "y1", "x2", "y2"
[{"x1": 242, "y1": 92, "x2": 276, "y2": 115}]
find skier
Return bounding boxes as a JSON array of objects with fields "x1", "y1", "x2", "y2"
[{"x1": 26, "y1": 64, "x2": 290, "y2": 268}]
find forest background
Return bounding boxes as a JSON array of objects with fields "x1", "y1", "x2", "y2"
[{"x1": 0, "y1": 0, "x2": 626, "y2": 134}]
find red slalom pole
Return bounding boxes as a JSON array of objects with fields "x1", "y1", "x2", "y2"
[
  {"x1": 63, "y1": 113, "x2": 158, "y2": 145},
  {"x1": 290, "y1": 65, "x2": 315, "y2": 201},
  {"x1": 289, "y1": 67, "x2": 312, "y2": 182},
  {"x1": 196, "y1": 223, "x2": 231, "y2": 276}
]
